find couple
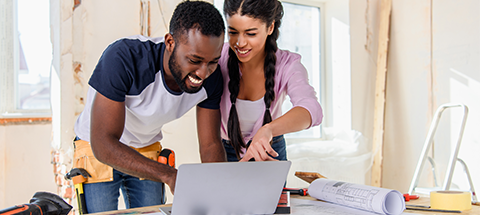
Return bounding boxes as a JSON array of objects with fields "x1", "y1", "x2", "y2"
[{"x1": 73, "y1": 0, "x2": 323, "y2": 213}]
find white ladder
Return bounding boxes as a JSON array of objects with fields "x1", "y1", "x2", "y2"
[{"x1": 407, "y1": 103, "x2": 477, "y2": 203}]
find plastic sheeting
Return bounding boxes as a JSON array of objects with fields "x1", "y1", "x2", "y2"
[{"x1": 286, "y1": 128, "x2": 373, "y2": 188}]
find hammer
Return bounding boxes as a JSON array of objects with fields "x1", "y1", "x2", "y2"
[{"x1": 65, "y1": 168, "x2": 91, "y2": 215}]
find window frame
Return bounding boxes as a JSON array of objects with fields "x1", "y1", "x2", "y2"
[
  {"x1": 283, "y1": 0, "x2": 353, "y2": 135},
  {"x1": 279, "y1": 0, "x2": 326, "y2": 140},
  {"x1": 0, "y1": 0, "x2": 52, "y2": 118}
]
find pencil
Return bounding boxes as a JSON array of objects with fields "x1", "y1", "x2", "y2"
[
  {"x1": 406, "y1": 207, "x2": 461, "y2": 213},
  {"x1": 405, "y1": 204, "x2": 430, "y2": 208}
]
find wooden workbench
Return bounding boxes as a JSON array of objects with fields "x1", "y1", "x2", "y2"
[
  {"x1": 89, "y1": 195, "x2": 480, "y2": 215},
  {"x1": 402, "y1": 195, "x2": 479, "y2": 215}
]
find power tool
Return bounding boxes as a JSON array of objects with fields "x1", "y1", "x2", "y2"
[
  {"x1": 0, "y1": 191, "x2": 72, "y2": 215},
  {"x1": 158, "y1": 148, "x2": 175, "y2": 168}
]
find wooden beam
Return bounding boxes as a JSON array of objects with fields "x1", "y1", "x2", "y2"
[
  {"x1": 0, "y1": 117, "x2": 52, "y2": 125},
  {"x1": 371, "y1": 0, "x2": 392, "y2": 187}
]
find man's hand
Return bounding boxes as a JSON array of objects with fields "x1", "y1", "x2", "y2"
[
  {"x1": 239, "y1": 125, "x2": 278, "y2": 162},
  {"x1": 164, "y1": 167, "x2": 178, "y2": 194}
]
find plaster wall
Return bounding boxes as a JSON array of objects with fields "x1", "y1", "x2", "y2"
[
  {"x1": 382, "y1": 0, "x2": 433, "y2": 191},
  {"x1": 0, "y1": 126, "x2": 4, "y2": 207},
  {"x1": 430, "y1": 0, "x2": 479, "y2": 192},
  {"x1": 350, "y1": 0, "x2": 479, "y2": 192},
  {"x1": 0, "y1": 124, "x2": 57, "y2": 208}
]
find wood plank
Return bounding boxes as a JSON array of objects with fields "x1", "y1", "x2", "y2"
[
  {"x1": 0, "y1": 117, "x2": 52, "y2": 125},
  {"x1": 371, "y1": 0, "x2": 392, "y2": 187},
  {"x1": 294, "y1": 171, "x2": 327, "y2": 184}
]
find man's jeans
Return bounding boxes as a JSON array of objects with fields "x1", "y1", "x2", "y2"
[
  {"x1": 222, "y1": 135, "x2": 287, "y2": 162},
  {"x1": 83, "y1": 169, "x2": 165, "y2": 213}
]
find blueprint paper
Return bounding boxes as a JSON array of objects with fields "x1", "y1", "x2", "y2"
[
  {"x1": 290, "y1": 198, "x2": 417, "y2": 215},
  {"x1": 308, "y1": 179, "x2": 406, "y2": 215}
]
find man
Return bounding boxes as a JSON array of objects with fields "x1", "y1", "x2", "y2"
[{"x1": 73, "y1": 1, "x2": 226, "y2": 213}]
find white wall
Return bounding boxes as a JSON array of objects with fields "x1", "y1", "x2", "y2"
[
  {"x1": 0, "y1": 126, "x2": 3, "y2": 206},
  {"x1": 383, "y1": 0, "x2": 434, "y2": 191},
  {"x1": 430, "y1": 0, "x2": 479, "y2": 192},
  {"x1": 350, "y1": 0, "x2": 479, "y2": 192},
  {"x1": 0, "y1": 124, "x2": 57, "y2": 208}
]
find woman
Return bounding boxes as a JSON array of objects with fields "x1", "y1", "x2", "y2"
[{"x1": 219, "y1": 0, "x2": 323, "y2": 162}]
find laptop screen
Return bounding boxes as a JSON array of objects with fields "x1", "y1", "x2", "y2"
[{"x1": 170, "y1": 161, "x2": 291, "y2": 215}]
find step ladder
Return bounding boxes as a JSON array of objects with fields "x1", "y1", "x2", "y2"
[{"x1": 407, "y1": 103, "x2": 477, "y2": 204}]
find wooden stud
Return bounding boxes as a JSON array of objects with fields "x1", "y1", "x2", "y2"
[{"x1": 371, "y1": 0, "x2": 392, "y2": 187}]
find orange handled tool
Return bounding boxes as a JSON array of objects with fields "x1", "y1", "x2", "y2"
[
  {"x1": 0, "y1": 192, "x2": 72, "y2": 215},
  {"x1": 158, "y1": 148, "x2": 175, "y2": 168},
  {"x1": 403, "y1": 194, "x2": 420, "y2": 201},
  {"x1": 65, "y1": 168, "x2": 91, "y2": 215},
  {"x1": 283, "y1": 188, "x2": 308, "y2": 196}
]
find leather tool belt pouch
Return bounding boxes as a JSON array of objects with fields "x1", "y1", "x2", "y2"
[{"x1": 73, "y1": 139, "x2": 162, "y2": 184}]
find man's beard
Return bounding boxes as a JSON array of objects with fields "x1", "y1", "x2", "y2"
[{"x1": 168, "y1": 47, "x2": 202, "y2": 93}]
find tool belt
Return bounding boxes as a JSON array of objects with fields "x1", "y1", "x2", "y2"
[{"x1": 73, "y1": 139, "x2": 162, "y2": 184}]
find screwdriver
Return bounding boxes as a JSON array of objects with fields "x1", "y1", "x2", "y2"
[{"x1": 283, "y1": 188, "x2": 308, "y2": 196}]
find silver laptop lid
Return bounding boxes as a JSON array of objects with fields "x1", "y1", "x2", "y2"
[{"x1": 171, "y1": 161, "x2": 291, "y2": 215}]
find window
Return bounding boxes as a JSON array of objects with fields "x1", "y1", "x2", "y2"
[
  {"x1": 278, "y1": 1, "x2": 322, "y2": 139},
  {"x1": 0, "y1": 0, "x2": 52, "y2": 117},
  {"x1": 214, "y1": 0, "x2": 324, "y2": 139}
]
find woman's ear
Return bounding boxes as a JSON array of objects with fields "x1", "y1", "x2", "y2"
[
  {"x1": 267, "y1": 21, "x2": 275, "y2": 35},
  {"x1": 164, "y1": 33, "x2": 175, "y2": 52}
]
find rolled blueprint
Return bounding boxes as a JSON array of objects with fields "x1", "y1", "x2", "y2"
[{"x1": 308, "y1": 178, "x2": 405, "y2": 215}]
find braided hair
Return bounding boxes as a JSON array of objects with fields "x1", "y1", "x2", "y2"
[{"x1": 224, "y1": 0, "x2": 284, "y2": 159}]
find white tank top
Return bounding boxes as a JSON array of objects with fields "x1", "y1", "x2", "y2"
[{"x1": 235, "y1": 97, "x2": 265, "y2": 138}]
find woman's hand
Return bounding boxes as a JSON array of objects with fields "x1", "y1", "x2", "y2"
[{"x1": 239, "y1": 124, "x2": 279, "y2": 162}]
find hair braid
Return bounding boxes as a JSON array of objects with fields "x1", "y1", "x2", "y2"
[
  {"x1": 227, "y1": 48, "x2": 245, "y2": 159},
  {"x1": 263, "y1": 25, "x2": 280, "y2": 125},
  {"x1": 224, "y1": 0, "x2": 284, "y2": 158},
  {"x1": 263, "y1": 2, "x2": 282, "y2": 125}
]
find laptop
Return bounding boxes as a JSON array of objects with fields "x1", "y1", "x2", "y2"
[{"x1": 160, "y1": 161, "x2": 291, "y2": 215}]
